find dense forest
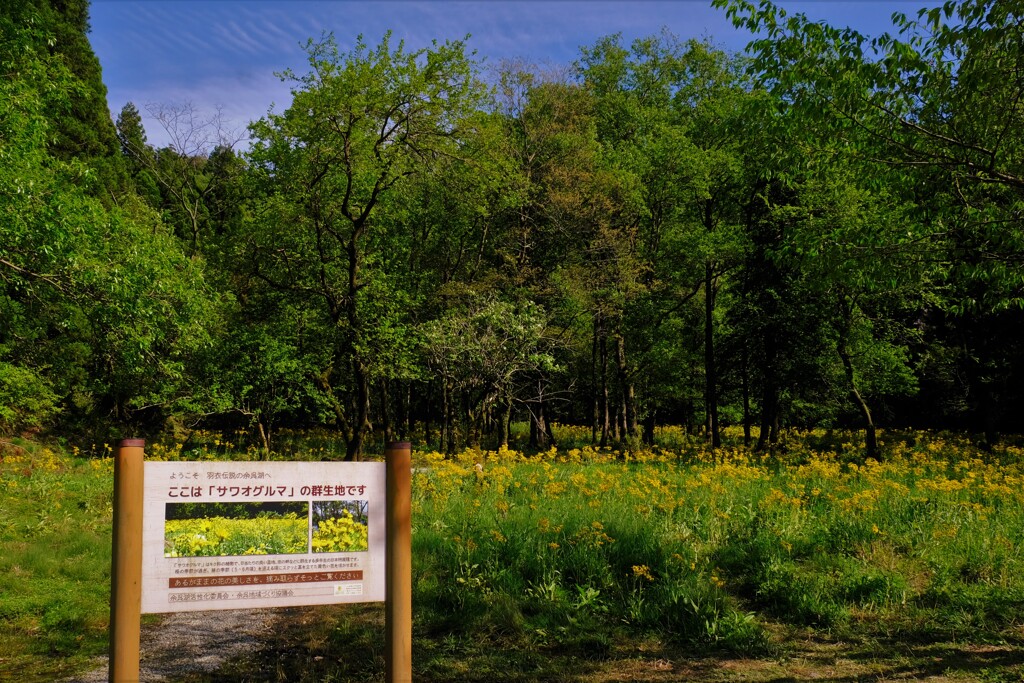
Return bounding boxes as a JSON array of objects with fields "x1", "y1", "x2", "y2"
[{"x1": 1, "y1": 0, "x2": 1022, "y2": 459}]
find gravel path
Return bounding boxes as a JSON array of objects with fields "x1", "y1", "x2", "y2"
[{"x1": 63, "y1": 608, "x2": 279, "y2": 682}]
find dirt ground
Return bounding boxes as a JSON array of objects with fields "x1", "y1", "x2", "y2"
[
  {"x1": 61, "y1": 609, "x2": 279, "y2": 683},
  {"x1": 61, "y1": 608, "x2": 1024, "y2": 682}
]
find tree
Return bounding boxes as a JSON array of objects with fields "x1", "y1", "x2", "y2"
[
  {"x1": 773, "y1": 171, "x2": 923, "y2": 457},
  {"x1": 244, "y1": 33, "x2": 489, "y2": 460},
  {"x1": 0, "y1": 26, "x2": 216, "y2": 437},
  {"x1": 577, "y1": 34, "x2": 761, "y2": 448},
  {"x1": 716, "y1": 0, "x2": 1024, "y2": 443},
  {"x1": 115, "y1": 102, "x2": 162, "y2": 207},
  {"x1": 2, "y1": 0, "x2": 127, "y2": 196},
  {"x1": 115, "y1": 101, "x2": 245, "y2": 256},
  {"x1": 422, "y1": 298, "x2": 557, "y2": 451}
]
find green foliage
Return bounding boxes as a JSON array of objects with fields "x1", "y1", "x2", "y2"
[
  {"x1": 3, "y1": 1, "x2": 1023, "y2": 450},
  {"x1": 715, "y1": 0, "x2": 1024, "y2": 310},
  {"x1": 0, "y1": 362, "x2": 57, "y2": 435},
  {"x1": 242, "y1": 32, "x2": 491, "y2": 458},
  {"x1": 1, "y1": 0, "x2": 126, "y2": 196},
  {"x1": 422, "y1": 298, "x2": 557, "y2": 403},
  {"x1": 0, "y1": 444, "x2": 113, "y2": 679},
  {"x1": 0, "y1": 21, "x2": 218, "y2": 438}
]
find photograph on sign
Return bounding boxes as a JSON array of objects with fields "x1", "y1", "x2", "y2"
[
  {"x1": 141, "y1": 461, "x2": 385, "y2": 613},
  {"x1": 164, "y1": 501, "x2": 310, "y2": 557},
  {"x1": 311, "y1": 500, "x2": 369, "y2": 552}
]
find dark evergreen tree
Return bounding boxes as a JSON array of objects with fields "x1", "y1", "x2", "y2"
[{"x1": 1, "y1": 0, "x2": 126, "y2": 196}]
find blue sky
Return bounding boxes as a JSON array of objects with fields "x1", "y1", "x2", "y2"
[{"x1": 88, "y1": 1, "x2": 931, "y2": 148}]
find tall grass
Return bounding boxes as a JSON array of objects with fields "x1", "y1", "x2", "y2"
[
  {"x1": 4, "y1": 429, "x2": 1024, "y2": 681},
  {"x1": 0, "y1": 440, "x2": 113, "y2": 682},
  {"x1": 410, "y1": 432, "x2": 1024, "y2": 657}
]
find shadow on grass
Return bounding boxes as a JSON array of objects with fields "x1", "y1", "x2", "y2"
[{"x1": 179, "y1": 605, "x2": 1024, "y2": 683}]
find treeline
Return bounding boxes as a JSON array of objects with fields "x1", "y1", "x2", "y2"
[{"x1": 2, "y1": 0, "x2": 1022, "y2": 458}]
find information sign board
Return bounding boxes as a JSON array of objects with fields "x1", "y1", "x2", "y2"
[{"x1": 141, "y1": 461, "x2": 385, "y2": 613}]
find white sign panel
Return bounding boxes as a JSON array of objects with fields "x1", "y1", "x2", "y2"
[{"x1": 141, "y1": 461, "x2": 385, "y2": 613}]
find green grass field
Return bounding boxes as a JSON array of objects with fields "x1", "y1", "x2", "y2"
[
  {"x1": 0, "y1": 440, "x2": 114, "y2": 682},
  {"x1": 3, "y1": 429, "x2": 1024, "y2": 681}
]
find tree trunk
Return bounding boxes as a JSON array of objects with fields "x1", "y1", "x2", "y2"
[
  {"x1": 499, "y1": 396, "x2": 512, "y2": 448},
  {"x1": 344, "y1": 231, "x2": 371, "y2": 462},
  {"x1": 442, "y1": 381, "x2": 456, "y2": 455},
  {"x1": 591, "y1": 315, "x2": 600, "y2": 445},
  {"x1": 344, "y1": 358, "x2": 371, "y2": 462},
  {"x1": 599, "y1": 333, "x2": 611, "y2": 447},
  {"x1": 463, "y1": 390, "x2": 479, "y2": 448},
  {"x1": 257, "y1": 421, "x2": 271, "y2": 460},
  {"x1": 529, "y1": 379, "x2": 555, "y2": 450},
  {"x1": 837, "y1": 296, "x2": 879, "y2": 459},
  {"x1": 741, "y1": 348, "x2": 752, "y2": 448},
  {"x1": 381, "y1": 379, "x2": 393, "y2": 445},
  {"x1": 424, "y1": 380, "x2": 434, "y2": 449},
  {"x1": 838, "y1": 331, "x2": 879, "y2": 459},
  {"x1": 756, "y1": 371, "x2": 777, "y2": 453},
  {"x1": 313, "y1": 368, "x2": 353, "y2": 459},
  {"x1": 615, "y1": 334, "x2": 636, "y2": 438},
  {"x1": 400, "y1": 381, "x2": 411, "y2": 441},
  {"x1": 704, "y1": 260, "x2": 720, "y2": 448},
  {"x1": 642, "y1": 410, "x2": 656, "y2": 446}
]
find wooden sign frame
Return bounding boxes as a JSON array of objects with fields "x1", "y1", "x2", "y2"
[{"x1": 108, "y1": 440, "x2": 411, "y2": 682}]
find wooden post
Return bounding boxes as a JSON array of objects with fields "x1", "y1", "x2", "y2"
[
  {"x1": 385, "y1": 441, "x2": 412, "y2": 682},
  {"x1": 109, "y1": 439, "x2": 145, "y2": 683}
]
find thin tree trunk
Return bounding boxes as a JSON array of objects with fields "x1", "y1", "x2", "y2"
[
  {"x1": 499, "y1": 396, "x2": 512, "y2": 448},
  {"x1": 741, "y1": 349, "x2": 751, "y2": 447},
  {"x1": 530, "y1": 379, "x2": 555, "y2": 450},
  {"x1": 838, "y1": 296, "x2": 879, "y2": 459},
  {"x1": 599, "y1": 333, "x2": 610, "y2": 448},
  {"x1": 441, "y1": 381, "x2": 451, "y2": 455},
  {"x1": 344, "y1": 232, "x2": 370, "y2": 462},
  {"x1": 838, "y1": 330, "x2": 879, "y2": 459},
  {"x1": 591, "y1": 315, "x2": 600, "y2": 445},
  {"x1": 381, "y1": 379, "x2": 392, "y2": 445},
  {"x1": 704, "y1": 260, "x2": 720, "y2": 449},
  {"x1": 839, "y1": 313, "x2": 880, "y2": 462},
  {"x1": 756, "y1": 369, "x2": 777, "y2": 453},
  {"x1": 257, "y1": 421, "x2": 271, "y2": 460},
  {"x1": 345, "y1": 359, "x2": 370, "y2": 462},
  {"x1": 615, "y1": 334, "x2": 636, "y2": 438},
  {"x1": 401, "y1": 381, "x2": 411, "y2": 441},
  {"x1": 424, "y1": 380, "x2": 434, "y2": 449},
  {"x1": 314, "y1": 368, "x2": 353, "y2": 459},
  {"x1": 642, "y1": 410, "x2": 656, "y2": 446}
]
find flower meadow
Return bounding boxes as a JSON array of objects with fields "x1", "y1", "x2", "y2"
[
  {"x1": 2, "y1": 428, "x2": 1024, "y2": 680},
  {"x1": 410, "y1": 428, "x2": 1024, "y2": 653}
]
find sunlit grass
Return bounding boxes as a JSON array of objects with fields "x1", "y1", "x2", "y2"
[
  {"x1": 4, "y1": 428, "x2": 1024, "y2": 681},
  {"x1": 0, "y1": 439, "x2": 113, "y2": 682},
  {"x1": 410, "y1": 430, "x2": 1024, "y2": 651}
]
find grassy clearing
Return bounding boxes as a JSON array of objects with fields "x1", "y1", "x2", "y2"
[
  {"x1": 208, "y1": 427, "x2": 1024, "y2": 681},
  {"x1": 0, "y1": 439, "x2": 114, "y2": 682},
  {"x1": 409, "y1": 429, "x2": 1024, "y2": 649},
  {"x1": 4, "y1": 428, "x2": 1024, "y2": 681}
]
